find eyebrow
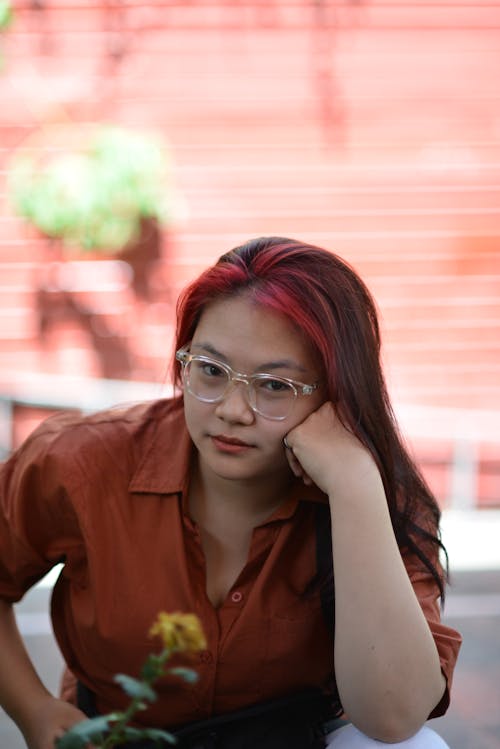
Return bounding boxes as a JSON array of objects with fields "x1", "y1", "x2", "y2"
[{"x1": 191, "y1": 342, "x2": 308, "y2": 374}]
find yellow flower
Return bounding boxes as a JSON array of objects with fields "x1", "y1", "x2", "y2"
[{"x1": 149, "y1": 612, "x2": 207, "y2": 654}]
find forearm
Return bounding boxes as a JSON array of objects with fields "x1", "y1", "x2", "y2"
[
  {"x1": 284, "y1": 403, "x2": 446, "y2": 740},
  {"x1": 0, "y1": 598, "x2": 54, "y2": 729},
  {"x1": 329, "y1": 462, "x2": 445, "y2": 742},
  {"x1": 0, "y1": 599, "x2": 89, "y2": 749}
]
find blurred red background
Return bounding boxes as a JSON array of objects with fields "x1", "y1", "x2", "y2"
[{"x1": 0, "y1": 0, "x2": 499, "y2": 507}]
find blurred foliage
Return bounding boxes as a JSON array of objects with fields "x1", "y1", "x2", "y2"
[
  {"x1": 9, "y1": 126, "x2": 177, "y2": 255},
  {"x1": 0, "y1": 0, "x2": 13, "y2": 71},
  {"x1": 0, "y1": 0, "x2": 12, "y2": 31}
]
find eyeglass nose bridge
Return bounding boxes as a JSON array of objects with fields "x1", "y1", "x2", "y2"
[
  {"x1": 229, "y1": 370, "x2": 251, "y2": 387},
  {"x1": 220, "y1": 370, "x2": 255, "y2": 405}
]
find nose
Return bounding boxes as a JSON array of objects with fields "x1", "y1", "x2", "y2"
[{"x1": 214, "y1": 380, "x2": 255, "y2": 424}]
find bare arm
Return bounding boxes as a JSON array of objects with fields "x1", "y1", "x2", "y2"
[
  {"x1": 0, "y1": 599, "x2": 88, "y2": 749},
  {"x1": 285, "y1": 403, "x2": 446, "y2": 742}
]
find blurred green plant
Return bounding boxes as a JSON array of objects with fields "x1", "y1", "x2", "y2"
[
  {"x1": 9, "y1": 126, "x2": 178, "y2": 255},
  {"x1": 0, "y1": 0, "x2": 12, "y2": 30},
  {"x1": 56, "y1": 612, "x2": 207, "y2": 749},
  {"x1": 0, "y1": 0, "x2": 13, "y2": 71}
]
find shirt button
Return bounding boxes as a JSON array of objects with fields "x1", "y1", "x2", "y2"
[
  {"x1": 231, "y1": 591, "x2": 243, "y2": 603},
  {"x1": 200, "y1": 651, "x2": 213, "y2": 664}
]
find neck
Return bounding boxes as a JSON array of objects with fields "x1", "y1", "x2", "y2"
[{"x1": 189, "y1": 456, "x2": 293, "y2": 527}]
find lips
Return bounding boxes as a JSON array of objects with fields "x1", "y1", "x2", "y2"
[
  {"x1": 210, "y1": 434, "x2": 254, "y2": 453},
  {"x1": 212, "y1": 434, "x2": 252, "y2": 447}
]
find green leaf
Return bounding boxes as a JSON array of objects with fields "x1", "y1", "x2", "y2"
[
  {"x1": 119, "y1": 726, "x2": 144, "y2": 741},
  {"x1": 55, "y1": 733, "x2": 87, "y2": 749},
  {"x1": 116, "y1": 726, "x2": 177, "y2": 746},
  {"x1": 56, "y1": 715, "x2": 113, "y2": 748},
  {"x1": 0, "y1": 1, "x2": 13, "y2": 32},
  {"x1": 167, "y1": 667, "x2": 199, "y2": 684},
  {"x1": 114, "y1": 673, "x2": 157, "y2": 703},
  {"x1": 141, "y1": 653, "x2": 165, "y2": 682},
  {"x1": 139, "y1": 727, "x2": 178, "y2": 745}
]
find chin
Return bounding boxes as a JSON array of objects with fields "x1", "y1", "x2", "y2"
[
  {"x1": 207, "y1": 457, "x2": 259, "y2": 481},
  {"x1": 199, "y1": 448, "x2": 261, "y2": 481}
]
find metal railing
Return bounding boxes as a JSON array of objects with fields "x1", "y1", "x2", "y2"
[
  {"x1": 0, "y1": 371, "x2": 173, "y2": 459},
  {"x1": 395, "y1": 403, "x2": 499, "y2": 510},
  {"x1": 1, "y1": 371, "x2": 499, "y2": 510}
]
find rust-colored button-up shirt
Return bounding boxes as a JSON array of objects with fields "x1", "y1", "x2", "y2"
[{"x1": 0, "y1": 398, "x2": 461, "y2": 727}]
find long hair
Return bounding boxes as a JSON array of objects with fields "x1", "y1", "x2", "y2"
[{"x1": 174, "y1": 236, "x2": 447, "y2": 599}]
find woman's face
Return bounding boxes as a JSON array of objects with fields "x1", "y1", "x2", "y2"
[{"x1": 182, "y1": 294, "x2": 325, "y2": 484}]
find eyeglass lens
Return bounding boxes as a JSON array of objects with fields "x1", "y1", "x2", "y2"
[{"x1": 185, "y1": 358, "x2": 296, "y2": 418}]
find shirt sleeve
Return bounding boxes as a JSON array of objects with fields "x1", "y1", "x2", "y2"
[
  {"x1": 403, "y1": 548, "x2": 462, "y2": 719},
  {"x1": 0, "y1": 412, "x2": 84, "y2": 602}
]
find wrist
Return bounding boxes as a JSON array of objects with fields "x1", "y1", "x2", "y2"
[
  {"x1": 325, "y1": 450, "x2": 381, "y2": 501},
  {"x1": 12, "y1": 689, "x2": 55, "y2": 736}
]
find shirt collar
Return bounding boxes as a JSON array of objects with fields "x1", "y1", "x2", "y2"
[
  {"x1": 256, "y1": 480, "x2": 328, "y2": 525},
  {"x1": 129, "y1": 398, "x2": 193, "y2": 495}
]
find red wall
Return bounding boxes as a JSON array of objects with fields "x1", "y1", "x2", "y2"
[{"x1": 1, "y1": 1, "x2": 499, "y2": 501}]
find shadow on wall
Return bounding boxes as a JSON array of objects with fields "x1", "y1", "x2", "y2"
[{"x1": 35, "y1": 218, "x2": 167, "y2": 379}]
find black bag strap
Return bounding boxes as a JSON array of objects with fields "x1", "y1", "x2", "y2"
[
  {"x1": 174, "y1": 688, "x2": 330, "y2": 742},
  {"x1": 77, "y1": 681, "x2": 331, "y2": 748},
  {"x1": 314, "y1": 502, "x2": 335, "y2": 631},
  {"x1": 314, "y1": 502, "x2": 344, "y2": 719}
]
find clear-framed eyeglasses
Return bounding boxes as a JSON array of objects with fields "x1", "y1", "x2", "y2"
[{"x1": 176, "y1": 346, "x2": 319, "y2": 421}]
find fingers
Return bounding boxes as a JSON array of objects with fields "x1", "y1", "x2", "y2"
[
  {"x1": 283, "y1": 436, "x2": 313, "y2": 486},
  {"x1": 33, "y1": 702, "x2": 93, "y2": 749}
]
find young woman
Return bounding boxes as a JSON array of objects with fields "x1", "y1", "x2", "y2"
[{"x1": 0, "y1": 237, "x2": 461, "y2": 749}]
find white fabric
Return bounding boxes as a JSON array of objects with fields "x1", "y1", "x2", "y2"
[{"x1": 325, "y1": 724, "x2": 450, "y2": 748}]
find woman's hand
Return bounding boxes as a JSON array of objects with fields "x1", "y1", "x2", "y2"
[
  {"x1": 0, "y1": 600, "x2": 95, "y2": 749},
  {"x1": 21, "y1": 696, "x2": 93, "y2": 749},
  {"x1": 283, "y1": 402, "x2": 378, "y2": 496}
]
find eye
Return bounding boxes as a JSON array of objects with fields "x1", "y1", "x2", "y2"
[
  {"x1": 257, "y1": 378, "x2": 291, "y2": 393},
  {"x1": 200, "y1": 361, "x2": 225, "y2": 378}
]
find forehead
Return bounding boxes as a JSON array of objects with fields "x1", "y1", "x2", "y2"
[{"x1": 191, "y1": 294, "x2": 317, "y2": 372}]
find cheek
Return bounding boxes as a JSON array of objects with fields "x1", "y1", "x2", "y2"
[
  {"x1": 183, "y1": 397, "x2": 210, "y2": 438},
  {"x1": 262, "y1": 431, "x2": 290, "y2": 469},
  {"x1": 260, "y1": 427, "x2": 293, "y2": 468},
  {"x1": 285, "y1": 395, "x2": 325, "y2": 432}
]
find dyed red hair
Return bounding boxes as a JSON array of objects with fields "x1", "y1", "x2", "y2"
[{"x1": 174, "y1": 236, "x2": 446, "y2": 597}]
